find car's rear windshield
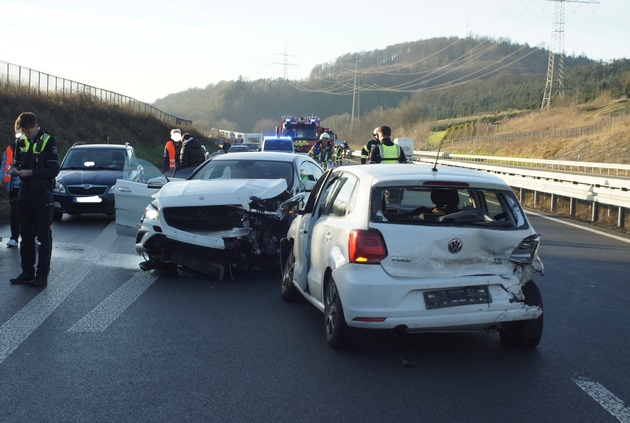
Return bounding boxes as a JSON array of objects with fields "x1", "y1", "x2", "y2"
[
  {"x1": 370, "y1": 186, "x2": 528, "y2": 229},
  {"x1": 61, "y1": 148, "x2": 127, "y2": 171},
  {"x1": 192, "y1": 159, "x2": 294, "y2": 187},
  {"x1": 263, "y1": 140, "x2": 293, "y2": 151}
]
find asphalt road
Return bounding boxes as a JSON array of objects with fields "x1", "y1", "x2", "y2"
[{"x1": 0, "y1": 212, "x2": 629, "y2": 423}]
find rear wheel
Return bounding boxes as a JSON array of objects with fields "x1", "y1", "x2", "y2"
[
  {"x1": 280, "y1": 250, "x2": 300, "y2": 302},
  {"x1": 324, "y1": 276, "x2": 354, "y2": 349},
  {"x1": 499, "y1": 280, "x2": 544, "y2": 348}
]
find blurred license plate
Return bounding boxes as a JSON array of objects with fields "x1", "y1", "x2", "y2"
[
  {"x1": 74, "y1": 196, "x2": 102, "y2": 203},
  {"x1": 424, "y1": 286, "x2": 491, "y2": 309}
]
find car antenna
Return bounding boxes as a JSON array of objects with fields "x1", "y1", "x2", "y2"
[{"x1": 432, "y1": 142, "x2": 443, "y2": 172}]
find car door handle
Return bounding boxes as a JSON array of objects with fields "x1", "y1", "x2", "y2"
[{"x1": 117, "y1": 187, "x2": 132, "y2": 193}]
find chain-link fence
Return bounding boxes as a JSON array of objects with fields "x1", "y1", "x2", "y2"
[{"x1": 0, "y1": 60, "x2": 191, "y2": 127}]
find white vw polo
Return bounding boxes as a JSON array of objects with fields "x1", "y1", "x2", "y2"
[{"x1": 280, "y1": 163, "x2": 544, "y2": 349}]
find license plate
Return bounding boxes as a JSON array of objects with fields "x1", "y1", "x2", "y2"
[
  {"x1": 424, "y1": 286, "x2": 491, "y2": 309},
  {"x1": 74, "y1": 196, "x2": 102, "y2": 203}
]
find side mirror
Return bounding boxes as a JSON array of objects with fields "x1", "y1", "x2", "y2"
[{"x1": 147, "y1": 176, "x2": 168, "y2": 189}]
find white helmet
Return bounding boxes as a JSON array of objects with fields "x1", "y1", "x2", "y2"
[{"x1": 319, "y1": 132, "x2": 331, "y2": 141}]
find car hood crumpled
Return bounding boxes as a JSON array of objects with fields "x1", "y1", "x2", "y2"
[
  {"x1": 373, "y1": 224, "x2": 535, "y2": 280},
  {"x1": 155, "y1": 178, "x2": 288, "y2": 209}
]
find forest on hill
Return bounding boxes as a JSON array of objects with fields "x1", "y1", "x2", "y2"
[{"x1": 152, "y1": 36, "x2": 630, "y2": 144}]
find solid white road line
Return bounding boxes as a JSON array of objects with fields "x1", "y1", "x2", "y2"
[
  {"x1": 528, "y1": 210, "x2": 630, "y2": 245},
  {"x1": 68, "y1": 270, "x2": 157, "y2": 333},
  {"x1": 0, "y1": 222, "x2": 118, "y2": 364},
  {"x1": 574, "y1": 378, "x2": 630, "y2": 423}
]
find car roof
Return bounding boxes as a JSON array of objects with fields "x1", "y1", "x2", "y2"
[
  {"x1": 69, "y1": 143, "x2": 131, "y2": 150},
  {"x1": 339, "y1": 163, "x2": 511, "y2": 189},
  {"x1": 211, "y1": 151, "x2": 302, "y2": 162}
]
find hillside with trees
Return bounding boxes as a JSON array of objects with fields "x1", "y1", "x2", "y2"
[{"x1": 152, "y1": 36, "x2": 629, "y2": 145}]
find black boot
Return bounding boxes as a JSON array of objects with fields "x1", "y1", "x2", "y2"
[{"x1": 10, "y1": 272, "x2": 35, "y2": 285}]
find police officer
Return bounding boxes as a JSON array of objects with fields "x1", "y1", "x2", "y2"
[
  {"x1": 9, "y1": 112, "x2": 60, "y2": 287},
  {"x1": 369, "y1": 125, "x2": 407, "y2": 164},
  {"x1": 360, "y1": 128, "x2": 380, "y2": 164}
]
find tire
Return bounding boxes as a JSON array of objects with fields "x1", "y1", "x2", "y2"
[
  {"x1": 499, "y1": 280, "x2": 544, "y2": 348},
  {"x1": 324, "y1": 276, "x2": 354, "y2": 349},
  {"x1": 280, "y1": 250, "x2": 301, "y2": 302}
]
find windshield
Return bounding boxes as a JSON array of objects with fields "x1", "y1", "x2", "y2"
[
  {"x1": 370, "y1": 186, "x2": 528, "y2": 229},
  {"x1": 283, "y1": 125, "x2": 318, "y2": 140},
  {"x1": 192, "y1": 159, "x2": 294, "y2": 187},
  {"x1": 62, "y1": 148, "x2": 128, "y2": 170}
]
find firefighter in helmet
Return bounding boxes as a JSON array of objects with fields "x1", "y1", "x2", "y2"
[{"x1": 360, "y1": 128, "x2": 380, "y2": 164}]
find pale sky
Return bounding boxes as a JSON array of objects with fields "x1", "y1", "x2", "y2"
[{"x1": 1, "y1": 0, "x2": 627, "y2": 103}]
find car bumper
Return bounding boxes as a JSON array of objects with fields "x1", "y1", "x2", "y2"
[{"x1": 332, "y1": 264, "x2": 542, "y2": 331}]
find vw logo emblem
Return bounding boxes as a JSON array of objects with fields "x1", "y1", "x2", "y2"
[{"x1": 448, "y1": 238, "x2": 463, "y2": 254}]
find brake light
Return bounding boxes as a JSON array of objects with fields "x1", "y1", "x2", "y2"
[
  {"x1": 349, "y1": 229, "x2": 388, "y2": 264},
  {"x1": 509, "y1": 234, "x2": 540, "y2": 265}
]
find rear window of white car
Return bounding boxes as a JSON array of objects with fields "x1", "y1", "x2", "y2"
[{"x1": 370, "y1": 186, "x2": 527, "y2": 229}]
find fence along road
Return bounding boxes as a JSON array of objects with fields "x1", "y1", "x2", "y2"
[{"x1": 0, "y1": 60, "x2": 191, "y2": 127}]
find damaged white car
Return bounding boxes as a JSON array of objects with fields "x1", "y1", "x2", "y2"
[
  {"x1": 280, "y1": 163, "x2": 545, "y2": 349},
  {"x1": 114, "y1": 152, "x2": 324, "y2": 279}
]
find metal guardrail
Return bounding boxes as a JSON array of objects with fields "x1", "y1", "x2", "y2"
[
  {"x1": 411, "y1": 151, "x2": 629, "y2": 227},
  {"x1": 0, "y1": 60, "x2": 192, "y2": 127}
]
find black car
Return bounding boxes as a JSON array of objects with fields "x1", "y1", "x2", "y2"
[{"x1": 52, "y1": 143, "x2": 140, "y2": 220}]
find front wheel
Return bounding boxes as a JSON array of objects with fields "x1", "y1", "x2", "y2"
[
  {"x1": 324, "y1": 276, "x2": 354, "y2": 349},
  {"x1": 280, "y1": 250, "x2": 301, "y2": 302},
  {"x1": 499, "y1": 280, "x2": 543, "y2": 348}
]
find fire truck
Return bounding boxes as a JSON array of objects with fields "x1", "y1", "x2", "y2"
[{"x1": 276, "y1": 115, "x2": 336, "y2": 154}]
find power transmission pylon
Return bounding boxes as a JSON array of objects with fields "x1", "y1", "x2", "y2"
[
  {"x1": 273, "y1": 42, "x2": 297, "y2": 80},
  {"x1": 350, "y1": 53, "x2": 360, "y2": 129},
  {"x1": 541, "y1": 0, "x2": 599, "y2": 110}
]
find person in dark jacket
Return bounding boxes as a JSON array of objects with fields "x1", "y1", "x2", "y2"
[
  {"x1": 360, "y1": 127, "x2": 380, "y2": 164},
  {"x1": 9, "y1": 112, "x2": 60, "y2": 287},
  {"x1": 368, "y1": 125, "x2": 407, "y2": 164},
  {"x1": 180, "y1": 133, "x2": 206, "y2": 169}
]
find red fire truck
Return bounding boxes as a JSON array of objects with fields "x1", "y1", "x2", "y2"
[{"x1": 276, "y1": 115, "x2": 336, "y2": 154}]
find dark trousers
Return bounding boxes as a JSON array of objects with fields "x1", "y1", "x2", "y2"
[
  {"x1": 9, "y1": 188, "x2": 19, "y2": 240},
  {"x1": 18, "y1": 187, "x2": 53, "y2": 277}
]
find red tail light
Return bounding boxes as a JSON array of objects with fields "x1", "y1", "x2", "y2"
[{"x1": 349, "y1": 229, "x2": 388, "y2": 264}]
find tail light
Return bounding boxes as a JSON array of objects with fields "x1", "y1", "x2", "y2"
[
  {"x1": 349, "y1": 229, "x2": 388, "y2": 264},
  {"x1": 509, "y1": 234, "x2": 540, "y2": 265}
]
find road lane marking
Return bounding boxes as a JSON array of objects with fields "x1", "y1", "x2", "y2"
[
  {"x1": 68, "y1": 271, "x2": 157, "y2": 332},
  {"x1": 527, "y1": 211, "x2": 630, "y2": 245},
  {"x1": 574, "y1": 377, "x2": 630, "y2": 423},
  {"x1": 0, "y1": 222, "x2": 118, "y2": 364}
]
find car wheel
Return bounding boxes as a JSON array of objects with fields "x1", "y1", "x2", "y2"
[
  {"x1": 324, "y1": 276, "x2": 354, "y2": 349},
  {"x1": 53, "y1": 211, "x2": 63, "y2": 221},
  {"x1": 499, "y1": 280, "x2": 544, "y2": 348},
  {"x1": 281, "y1": 249, "x2": 301, "y2": 302}
]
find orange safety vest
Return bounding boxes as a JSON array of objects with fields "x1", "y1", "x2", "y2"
[
  {"x1": 3, "y1": 143, "x2": 14, "y2": 183},
  {"x1": 165, "y1": 140, "x2": 177, "y2": 170}
]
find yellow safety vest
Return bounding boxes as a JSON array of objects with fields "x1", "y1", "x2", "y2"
[{"x1": 378, "y1": 144, "x2": 401, "y2": 164}]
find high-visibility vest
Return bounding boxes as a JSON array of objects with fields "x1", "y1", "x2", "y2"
[
  {"x1": 165, "y1": 140, "x2": 177, "y2": 170},
  {"x1": 19, "y1": 133, "x2": 50, "y2": 155},
  {"x1": 378, "y1": 144, "x2": 401, "y2": 163},
  {"x1": 3, "y1": 144, "x2": 14, "y2": 183}
]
